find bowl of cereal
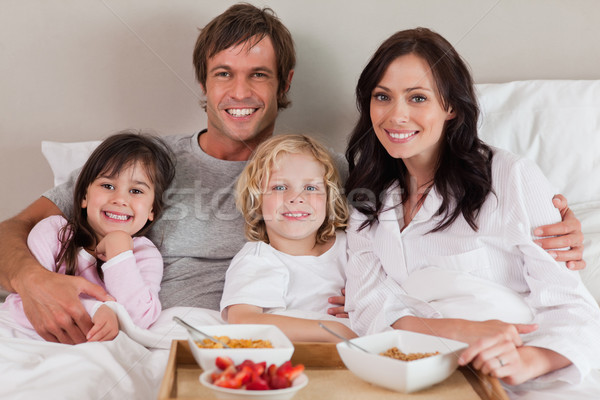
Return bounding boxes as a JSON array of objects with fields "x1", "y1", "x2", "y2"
[
  {"x1": 336, "y1": 330, "x2": 468, "y2": 393},
  {"x1": 187, "y1": 324, "x2": 294, "y2": 371}
]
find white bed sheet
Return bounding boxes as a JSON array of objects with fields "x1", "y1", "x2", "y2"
[{"x1": 0, "y1": 304, "x2": 224, "y2": 400}]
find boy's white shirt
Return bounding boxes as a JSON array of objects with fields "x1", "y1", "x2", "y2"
[{"x1": 220, "y1": 231, "x2": 349, "y2": 326}]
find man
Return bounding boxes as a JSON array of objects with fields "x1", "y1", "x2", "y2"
[{"x1": 0, "y1": 3, "x2": 585, "y2": 344}]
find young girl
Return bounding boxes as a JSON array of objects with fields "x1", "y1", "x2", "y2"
[
  {"x1": 220, "y1": 134, "x2": 356, "y2": 342},
  {"x1": 344, "y1": 27, "x2": 600, "y2": 394},
  {"x1": 2, "y1": 132, "x2": 175, "y2": 341}
]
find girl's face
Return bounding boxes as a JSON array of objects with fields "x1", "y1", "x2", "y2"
[
  {"x1": 81, "y1": 161, "x2": 155, "y2": 241},
  {"x1": 261, "y1": 151, "x2": 327, "y2": 252},
  {"x1": 370, "y1": 53, "x2": 455, "y2": 171}
]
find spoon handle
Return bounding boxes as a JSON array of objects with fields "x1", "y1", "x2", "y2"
[
  {"x1": 173, "y1": 316, "x2": 231, "y2": 348},
  {"x1": 318, "y1": 322, "x2": 371, "y2": 353}
]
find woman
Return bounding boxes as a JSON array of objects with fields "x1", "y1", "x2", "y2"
[{"x1": 344, "y1": 27, "x2": 600, "y2": 394}]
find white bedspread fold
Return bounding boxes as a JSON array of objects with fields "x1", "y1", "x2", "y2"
[{"x1": 0, "y1": 304, "x2": 225, "y2": 400}]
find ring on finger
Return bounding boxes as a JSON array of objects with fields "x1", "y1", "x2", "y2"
[{"x1": 497, "y1": 357, "x2": 505, "y2": 367}]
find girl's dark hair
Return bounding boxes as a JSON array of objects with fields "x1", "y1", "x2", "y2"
[
  {"x1": 345, "y1": 27, "x2": 493, "y2": 232},
  {"x1": 57, "y1": 131, "x2": 176, "y2": 278}
]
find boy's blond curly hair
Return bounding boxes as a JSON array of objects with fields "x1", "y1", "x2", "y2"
[{"x1": 236, "y1": 134, "x2": 348, "y2": 244}]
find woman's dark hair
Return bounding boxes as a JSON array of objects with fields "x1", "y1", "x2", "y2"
[
  {"x1": 345, "y1": 27, "x2": 493, "y2": 232},
  {"x1": 57, "y1": 131, "x2": 176, "y2": 278}
]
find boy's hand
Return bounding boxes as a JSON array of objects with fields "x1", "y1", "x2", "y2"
[{"x1": 87, "y1": 304, "x2": 119, "y2": 342}]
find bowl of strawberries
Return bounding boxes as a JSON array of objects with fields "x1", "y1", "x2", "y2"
[{"x1": 199, "y1": 356, "x2": 308, "y2": 400}]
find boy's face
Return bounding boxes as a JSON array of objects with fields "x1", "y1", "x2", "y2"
[
  {"x1": 202, "y1": 36, "x2": 282, "y2": 157},
  {"x1": 261, "y1": 152, "x2": 327, "y2": 252}
]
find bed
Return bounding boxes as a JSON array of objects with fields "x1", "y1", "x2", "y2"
[{"x1": 0, "y1": 79, "x2": 599, "y2": 399}]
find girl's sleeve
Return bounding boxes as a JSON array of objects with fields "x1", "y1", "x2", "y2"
[
  {"x1": 220, "y1": 243, "x2": 288, "y2": 321},
  {"x1": 502, "y1": 156, "x2": 600, "y2": 383},
  {"x1": 100, "y1": 236, "x2": 163, "y2": 329},
  {"x1": 345, "y1": 211, "x2": 440, "y2": 336},
  {"x1": 26, "y1": 215, "x2": 66, "y2": 272}
]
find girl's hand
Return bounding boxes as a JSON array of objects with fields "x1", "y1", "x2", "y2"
[
  {"x1": 87, "y1": 304, "x2": 119, "y2": 342},
  {"x1": 95, "y1": 231, "x2": 133, "y2": 262}
]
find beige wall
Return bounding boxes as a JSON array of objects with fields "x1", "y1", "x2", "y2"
[{"x1": 1, "y1": 0, "x2": 599, "y2": 220}]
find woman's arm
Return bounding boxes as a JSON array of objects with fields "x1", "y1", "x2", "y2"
[
  {"x1": 226, "y1": 304, "x2": 356, "y2": 342},
  {"x1": 501, "y1": 156, "x2": 600, "y2": 382},
  {"x1": 391, "y1": 316, "x2": 537, "y2": 347}
]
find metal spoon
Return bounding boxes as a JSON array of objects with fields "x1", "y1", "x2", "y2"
[
  {"x1": 318, "y1": 322, "x2": 371, "y2": 353},
  {"x1": 173, "y1": 316, "x2": 231, "y2": 348}
]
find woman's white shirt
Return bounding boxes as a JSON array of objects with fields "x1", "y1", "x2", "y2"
[{"x1": 345, "y1": 148, "x2": 600, "y2": 384}]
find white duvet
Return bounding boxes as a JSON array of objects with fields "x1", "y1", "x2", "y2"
[{"x1": 0, "y1": 303, "x2": 225, "y2": 400}]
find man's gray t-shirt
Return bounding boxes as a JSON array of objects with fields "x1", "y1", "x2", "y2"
[{"x1": 44, "y1": 132, "x2": 248, "y2": 310}]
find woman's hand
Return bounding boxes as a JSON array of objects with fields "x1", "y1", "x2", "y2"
[
  {"x1": 327, "y1": 288, "x2": 348, "y2": 318},
  {"x1": 459, "y1": 340, "x2": 571, "y2": 385},
  {"x1": 87, "y1": 304, "x2": 119, "y2": 342},
  {"x1": 534, "y1": 194, "x2": 585, "y2": 270}
]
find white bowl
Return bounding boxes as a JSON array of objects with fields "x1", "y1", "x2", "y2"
[
  {"x1": 187, "y1": 324, "x2": 294, "y2": 371},
  {"x1": 199, "y1": 369, "x2": 308, "y2": 400},
  {"x1": 336, "y1": 330, "x2": 468, "y2": 393}
]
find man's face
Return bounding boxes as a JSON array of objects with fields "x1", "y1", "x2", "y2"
[{"x1": 202, "y1": 36, "x2": 281, "y2": 155}]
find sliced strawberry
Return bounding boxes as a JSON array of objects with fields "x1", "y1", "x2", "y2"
[
  {"x1": 246, "y1": 376, "x2": 270, "y2": 391},
  {"x1": 221, "y1": 365, "x2": 238, "y2": 379},
  {"x1": 210, "y1": 371, "x2": 222, "y2": 382},
  {"x1": 236, "y1": 365, "x2": 253, "y2": 385},
  {"x1": 253, "y1": 361, "x2": 267, "y2": 376},
  {"x1": 213, "y1": 374, "x2": 242, "y2": 389},
  {"x1": 267, "y1": 363, "x2": 277, "y2": 378},
  {"x1": 270, "y1": 375, "x2": 292, "y2": 389},
  {"x1": 215, "y1": 356, "x2": 234, "y2": 370},
  {"x1": 276, "y1": 361, "x2": 305, "y2": 382}
]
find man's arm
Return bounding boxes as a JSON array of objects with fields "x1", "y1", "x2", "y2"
[
  {"x1": 0, "y1": 197, "x2": 109, "y2": 344},
  {"x1": 535, "y1": 194, "x2": 585, "y2": 270}
]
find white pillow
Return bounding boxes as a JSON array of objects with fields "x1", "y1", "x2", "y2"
[
  {"x1": 41, "y1": 140, "x2": 101, "y2": 186},
  {"x1": 476, "y1": 80, "x2": 600, "y2": 207},
  {"x1": 476, "y1": 80, "x2": 600, "y2": 304},
  {"x1": 571, "y1": 202, "x2": 600, "y2": 303}
]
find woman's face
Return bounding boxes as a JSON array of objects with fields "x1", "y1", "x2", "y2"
[{"x1": 369, "y1": 53, "x2": 454, "y2": 170}]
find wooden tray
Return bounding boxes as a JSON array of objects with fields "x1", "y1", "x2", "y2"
[{"x1": 158, "y1": 340, "x2": 509, "y2": 400}]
